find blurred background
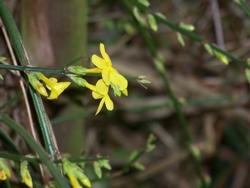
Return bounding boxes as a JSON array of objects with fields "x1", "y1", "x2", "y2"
[{"x1": 2, "y1": 0, "x2": 250, "y2": 187}]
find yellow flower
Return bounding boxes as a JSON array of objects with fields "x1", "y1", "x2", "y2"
[
  {"x1": 0, "y1": 170, "x2": 7, "y2": 181},
  {"x1": 0, "y1": 158, "x2": 11, "y2": 181},
  {"x1": 68, "y1": 174, "x2": 82, "y2": 188},
  {"x1": 27, "y1": 73, "x2": 48, "y2": 97},
  {"x1": 88, "y1": 43, "x2": 128, "y2": 96},
  {"x1": 20, "y1": 161, "x2": 33, "y2": 188},
  {"x1": 84, "y1": 79, "x2": 114, "y2": 115},
  {"x1": 62, "y1": 159, "x2": 91, "y2": 188},
  {"x1": 37, "y1": 73, "x2": 71, "y2": 100}
]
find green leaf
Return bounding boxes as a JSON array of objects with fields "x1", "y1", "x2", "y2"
[
  {"x1": 0, "y1": 129, "x2": 19, "y2": 153},
  {"x1": 147, "y1": 14, "x2": 158, "y2": 32},
  {"x1": 93, "y1": 161, "x2": 102, "y2": 179}
]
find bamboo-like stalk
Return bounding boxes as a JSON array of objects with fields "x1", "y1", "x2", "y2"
[{"x1": 0, "y1": 0, "x2": 60, "y2": 160}]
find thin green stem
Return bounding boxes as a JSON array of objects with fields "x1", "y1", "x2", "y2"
[
  {"x1": 0, "y1": 151, "x2": 108, "y2": 164},
  {"x1": 0, "y1": 63, "x2": 66, "y2": 75},
  {"x1": 153, "y1": 13, "x2": 249, "y2": 68},
  {"x1": 122, "y1": 0, "x2": 208, "y2": 187}
]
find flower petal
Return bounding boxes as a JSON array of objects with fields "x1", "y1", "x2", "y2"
[
  {"x1": 68, "y1": 174, "x2": 82, "y2": 188},
  {"x1": 85, "y1": 67, "x2": 102, "y2": 74},
  {"x1": 110, "y1": 71, "x2": 128, "y2": 91},
  {"x1": 49, "y1": 77, "x2": 58, "y2": 83},
  {"x1": 36, "y1": 83, "x2": 48, "y2": 97},
  {"x1": 91, "y1": 55, "x2": 106, "y2": 69},
  {"x1": 122, "y1": 88, "x2": 128, "y2": 96},
  {"x1": 102, "y1": 68, "x2": 111, "y2": 86},
  {"x1": 92, "y1": 91, "x2": 103, "y2": 99},
  {"x1": 95, "y1": 98, "x2": 105, "y2": 115},
  {"x1": 100, "y1": 43, "x2": 112, "y2": 66},
  {"x1": 95, "y1": 79, "x2": 108, "y2": 95},
  {"x1": 47, "y1": 82, "x2": 71, "y2": 100},
  {"x1": 104, "y1": 96, "x2": 114, "y2": 111}
]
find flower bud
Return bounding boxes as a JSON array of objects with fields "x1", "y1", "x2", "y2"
[
  {"x1": 0, "y1": 158, "x2": 11, "y2": 181},
  {"x1": 68, "y1": 66, "x2": 88, "y2": 75},
  {"x1": 20, "y1": 161, "x2": 33, "y2": 188}
]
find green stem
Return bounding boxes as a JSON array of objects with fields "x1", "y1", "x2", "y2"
[
  {"x1": 0, "y1": 63, "x2": 66, "y2": 75},
  {"x1": 123, "y1": 0, "x2": 208, "y2": 187},
  {"x1": 0, "y1": 0, "x2": 59, "y2": 159},
  {"x1": 153, "y1": 13, "x2": 248, "y2": 68}
]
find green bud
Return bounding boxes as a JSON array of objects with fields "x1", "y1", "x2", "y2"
[
  {"x1": 190, "y1": 145, "x2": 201, "y2": 161},
  {"x1": 68, "y1": 75, "x2": 87, "y2": 87},
  {"x1": 0, "y1": 158, "x2": 11, "y2": 181},
  {"x1": 27, "y1": 73, "x2": 48, "y2": 97},
  {"x1": 177, "y1": 32, "x2": 185, "y2": 47},
  {"x1": 20, "y1": 161, "x2": 33, "y2": 188},
  {"x1": 133, "y1": 7, "x2": 146, "y2": 26},
  {"x1": 147, "y1": 14, "x2": 158, "y2": 32},
  {"x1": 179, "y1": 22, "x2": 195, "y2": 31},
  {"x1": 68, "y1": 66, "x2": 88, "y2": 75}
]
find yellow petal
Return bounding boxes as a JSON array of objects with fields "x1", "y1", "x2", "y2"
[
  {"x1": 95, "y1": 79, "x2": 108, "y2": 95},
  {"x1": 91, "y1": 55, "x2": 107, "y2": 69},
  {"x1": 110, "y1": 71, "x2": 128, "y2": 91},
  {"x1": 100, "y1": 43, "x2": 112, "y2": 66},
  {"x1": 122, "y1": 89, "x2": 128, "y2": 96},
  {"x1": 36, "y1": 83, "x2": 48, "y2": 97},
  {"x1": 49, "y1": 77, "x2": 57, "y2": 83},
  {"x1": 95, "y1": 98, "x2": 105, "y2": 115},
  {"x1": 92, "y1": 90, "x2": 103, "y2": 99},
  {"x1": 20, "y1": 161, "x2": 33, "y2": 188},
  {"x1": 102, "y1": 68, "x2": 111, "y2": 85},
  {"x1": 104, "y1": 96, "x2": 114, "y2": 111},
  {"x1": 47, "y1": 82, "x2": 71, "y2": 100},
  {"x1": 85, "y1": 67, "x2": 102, "y2": 74},
  {"x1": 0, "y1": 170, "x2": 7, "y2": 181},
  {"x1": 84, "y1": 81, "x2": 96, "y2": 91},
  {"x1": 68, "y1": 174, "x2": 82, "y2": 188}
]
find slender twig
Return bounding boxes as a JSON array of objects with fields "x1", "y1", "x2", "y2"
[
  {"x1": 0, "y1": 63, "x2": 66, "y2": 75},
  {"x1": 210, "y1": 0, "x2": 225, "y2": 49},
  {"x1": 0, "y1": 151, "x2": 108, "y2": 164},
  {"x1": 122, "y1": 1, "x2": 208, "y2": 187},
  {"x1": 153, "y1": 13, "x2": 249, "y2": 68}
]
